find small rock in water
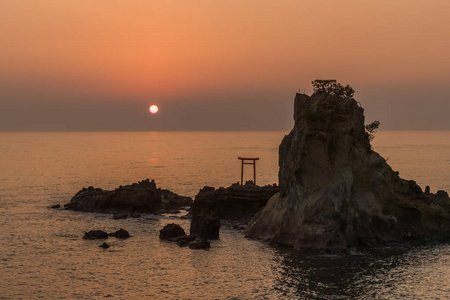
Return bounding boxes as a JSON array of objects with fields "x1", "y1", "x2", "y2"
[
  {"x1": 99, "y1": 242, "x2": 110, "y2": 249},
  {"x1": 159, "y1": 223, "x2": 186, "y2": 240},
  {"x1": 83, "y1": 230, "x2": 108, "y2": 240},
  {"x1": 174, "y1": 235, "x2": 195, "y2": 247},
  {"x1": 50, "y1": 204, "x2": 61, "y2": 209},
  {"x1": 109, "y1": 228, "x2": 131, "y2": 239},
  {"x1": 188, "y1": 240, "x2": 211, "y2": 250}
]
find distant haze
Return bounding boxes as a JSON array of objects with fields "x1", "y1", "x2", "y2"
[{"x1": 1, "y1": 1, "x2": 449, "y2": 131}]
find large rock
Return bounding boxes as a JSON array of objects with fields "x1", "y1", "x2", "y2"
[
  {"x1": 246, "y1": 92, "x2": 450, "y2": 251},
  {"x1": 65, "y1": 179, "x2": 192, "y2": 214},
  {"x1": 190, "y1": 214, "x2": 221, "y2": 240},
  {"x1": 159, "y1": 224, "x2": 187, "y2": 240}
]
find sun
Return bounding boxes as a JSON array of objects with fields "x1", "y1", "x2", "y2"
[{"x1": 149, "y1": 105, "x2": 159, "y2": 114}]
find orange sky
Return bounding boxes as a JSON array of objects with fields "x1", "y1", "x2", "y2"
[{"x1": 1, "y1": 0, "x2": 449, "y2": 130}]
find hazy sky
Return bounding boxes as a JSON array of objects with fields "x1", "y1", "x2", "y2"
[{"x1": 1, "y1": 0, "x2": 449, "y2": 131}]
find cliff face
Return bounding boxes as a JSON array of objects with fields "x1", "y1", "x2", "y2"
[{"x1": 246, "y1": 93, "x2": 450, "y2": 251}]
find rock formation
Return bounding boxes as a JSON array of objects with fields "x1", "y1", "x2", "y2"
[
  {"x1": 246, "y1": 92, "x2": 450, "y2": 251},
  {"x1": 191, "y1": 182, "x2": 279, "y2": 220},
  {"x1": 99, "y1": 242, "x2": 110, "y2": 249},
  {"x1": 190, "y1": 214, "x2": 221, "y2": 240},
  {"x1": 109, "y1": 228, "x2": 131, "y2": 239},
  {"x1": 83, "y1": 230, "x2": 108, "y2": 240},
  {"x1": 189, "y1": 182, "x2": 279, "y2": 239},
  {"x1": 159, "y1": 224, "x2": 187, "y2": 241},
  {"x1": 65, "y1": 179, "x2": 192, "y2": 214}
]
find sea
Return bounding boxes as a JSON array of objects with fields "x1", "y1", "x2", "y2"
[{"x1": 1, "y1": 131, "x2": 449, "y2": 299}]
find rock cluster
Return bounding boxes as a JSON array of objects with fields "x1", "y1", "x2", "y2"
[
  {"x1": 189, "y1": 182, "x2": 279, "y2": 239},
  {"x1": 246, "y1": 92, "x2": 450, "y2": 251},
  {"x1": 64, "y1": 179, "x2": 192, "y2": 214},
  {"x1": 83, "y1": 228, "x2": 131, "y2": 240},
  {"x1": 159, "y1": 224, "x2": 210, "y2": 249}
]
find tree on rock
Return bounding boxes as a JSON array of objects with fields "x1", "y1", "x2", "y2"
[
  {"x1": 365, "y1": 120, "x2": 380, "y2": 142},
  {"x1": 312, "y1": 79, "x2": 355, "y2": 99}
]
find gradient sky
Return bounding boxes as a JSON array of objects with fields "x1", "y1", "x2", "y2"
[{"x1": 1, "y1": 0, "x2": 449, "y2": 131}]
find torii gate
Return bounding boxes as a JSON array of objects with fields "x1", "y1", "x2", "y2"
[{"x1": 238, "y1": 157, "x2": 259, "y2": 185}]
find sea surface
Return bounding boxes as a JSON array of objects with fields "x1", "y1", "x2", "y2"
[{"x1": 1, "y1": 131, "x2": 449, "y2": 299}]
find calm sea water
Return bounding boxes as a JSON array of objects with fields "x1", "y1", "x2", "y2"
[{"x1": 1, "y1": 131, "x2": 449, "y2": 299}]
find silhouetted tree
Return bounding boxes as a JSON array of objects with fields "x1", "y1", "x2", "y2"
[
  {"x1": 312, "y1": 79, "x2": 355, "y2": 99},
  {"x1": 365, "y1": 120, "x2": 380, "y2": 141}
]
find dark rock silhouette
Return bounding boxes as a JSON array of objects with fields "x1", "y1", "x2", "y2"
[
  {"x1": 192, "y1": 182, "x2": 279, "y2": 220},
  {"x1": 159, "y1": 224, "x2": 186, "y2": 240},
  {"x1": 99, "y1": 242, "x2": 110, "y2": 248},
  {"x1": 109, "y1": 228, "x2": 131, "y2": 239},
  {"x1": 188, "y1": 240, "x2": 211, "y2": 250},
  {"x1": 50, "y1": 204, "x2": 60, "y2": 209},
  {"x1": 173, "y1": 235, "x2": 196, "y2": 247},
  {"x1": 83, "y1": 230, "x2": 108, "y2": 240},
  {"x1": 64, "y1": 179, "x2": 192, "y2": 214},
  {"x1": 436, "y1": 190, "x2": 449, "y2": 199},
  {"x1": 246, "y1": 92, "x2": 450, "y2": 251},
  {"x1": 189, "y1": 182, "x2": 279, "y2": 239},
  {"x1": 190, "y1": 214, "x2": 220, "y2": 240}
]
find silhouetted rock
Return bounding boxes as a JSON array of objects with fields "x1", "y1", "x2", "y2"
[
  {"x1": 246, "y1": 91, "x2": 450, "y2": 251},
  {"x1": 190, "y1": 214, "x2": 221, "y2": 240},
  {"x1": 191, "y1": 183, "x2": 279, "y2": 220},
  {"x1": 159, "y1": 224, "x2": 186, "y2": 240},
  {"x1": 65, "y1": 179, "x2": 192, "y2": 214},
  {"x1": 188, "y1": 240, "x2": 211, "y2": 250},
  {"x1": 83, "y1": 230, "x2": 108, "y2": 240},
  {"x1": 109, "y1": 228, "x2": 131, "y2": 239},
  {"x1": 50, "y1": 204, "x2": 60, "y2": 209},
  {"x1": 436, "y1": 190, "x2": 449, "y2": 199},
  {"x1": 425, "y1": 186, "x2": 430, "y2": 195},
  {"x1": 99, "y1": 242, "x2": 110, "y2": 248}
]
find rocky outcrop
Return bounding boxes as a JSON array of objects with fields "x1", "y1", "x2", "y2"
[
  {"x1": 191, "y1": 182, "x2": 279, "y2": 220},
  {"x1": 189, "y1": 182, "x2": 279, "y2": 239},
  {"x1": 65, "y1": 179, "x2": 192, "y2": 214},
  {"x1": 246, "y1": 92, "x2": 450, "y2": 251}
]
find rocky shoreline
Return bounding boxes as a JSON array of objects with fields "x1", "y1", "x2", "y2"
[{"x1": 59, "y1": 179, "x2": 278, "y2": 249}]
